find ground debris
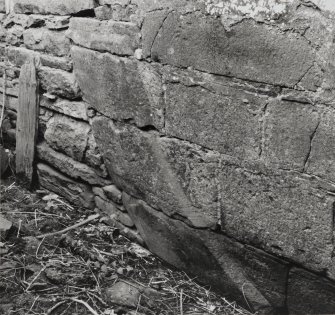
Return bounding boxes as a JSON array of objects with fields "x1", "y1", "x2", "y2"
[{"x1": 0, "y1": 179, "x2": 252, "y2": 315}]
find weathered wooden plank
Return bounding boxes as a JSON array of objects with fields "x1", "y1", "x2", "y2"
[{"x1": 16, "y1": 60, "x2": 39, "y2": 187}]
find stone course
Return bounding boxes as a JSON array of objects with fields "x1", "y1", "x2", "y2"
[{"x1": 2, "y1": 0, "x2": 335, "y2": 313}]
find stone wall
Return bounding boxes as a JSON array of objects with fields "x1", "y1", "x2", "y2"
[{"x1": 1, "y1": 0, "x2": 335, "y2": 313}]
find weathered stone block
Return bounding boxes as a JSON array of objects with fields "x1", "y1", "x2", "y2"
[
  {"x1": 5, "y1": 24, "x2": 24, "y2": 46},
  {"x1": 0, "y1": 77, "x2": 19, "y2": 97},
  {"x1": 44, "y1": 15, "x2": 70, "y2": 30},
  {"x1": 7, "y1": 46, "x2": 72, "y2": 71},
  {"x1": 40, "y1": 96, "x2": 89, "y2": 121},
  {"x1": 220, "y1": 161, "x2": 335, "y2": 274},
  {"x1": 287, "y1": 268, "x2": 335, "y2": 314},
  {"x1": 39, "y1": 55, "x2": 72, "y2": 71},
  {"x1": 67, "y1": 18, "x2": 140, "y2": 56},
  {"x1": 123, "y1": 194, "x2": 288, "y2": 314},
  {"x1": 92, "y1": 117, "x2": 219, "y2": 228},
  {"x1": 44, "y1": 114, "x2": 90, "y2": 162},
  {"x1": 95, "y1": 196, "x2": 134, "y2": 227},
  {"x1": 37, "y1": 142, "x2": 109, "y2": 186},
  {"x1": 23, "y1": 28, "x2": 70, "y2": 57},
  {"x1": 13, "y1": 0, "x2": 98, "y2": 15},
  {"x1": 94, "y1": 5, "x2": 114, "y2": 20},
  {"x1": 37, "y1": 163, "x2": 95, "y2": 209},
  {"x1": 103, "y1": 185, "x2": 122, "y2": 204},
  {"x1": 72, "y1": 46, "x2": 164, "y2": 129},
  {"x1": 150, "y1": 12, "x2": 316, "y2": 88},
  {"x1": 92, "y1": 187, "x2": 107, "y2": 200},
  {"x1": 84, "y1": 133, "x2": 104, "y2": 171},
  {"x1": 38, "y1": 66, "x2": 81, "y2": 99},
  {"x1": 0, "y1": 94, "x2": 18, "y2": 111},
  {"x1": 263, "y1": 99, "x2": 320, "y2": 171},
  {"x1": 142, "y1": 10, "x2": 170, "y2": 58},
  {"x1": 306, "y1": 107, "x2": 335, "y2": 182},
  {"x1": 164, "y1": 68, "x2": 265, "y2": 160},
  {"x1": 3, "y1": 13, "x2": 30, "y2": 28}
]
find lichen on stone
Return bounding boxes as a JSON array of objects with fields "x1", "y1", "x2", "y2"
[{"x1": 202, "y1": 0, "x2": 289, "y2": 29}]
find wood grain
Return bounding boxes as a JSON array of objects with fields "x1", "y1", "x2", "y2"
[{"x1": 16, "y1": 60, "x2": 39, "y2": 187}]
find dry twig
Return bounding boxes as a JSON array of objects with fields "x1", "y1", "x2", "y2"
[{"x1": 35, "y1": 213, "x2": 100, "y2": 239}]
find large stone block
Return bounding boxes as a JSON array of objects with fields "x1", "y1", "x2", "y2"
[
  {"x1": 67, "y1": 18, "x2": 140, "y2": 56},
  {"x1": 44, "y1": 114, "x2": 90, "y2": 162},
  {"x1": 38, "y1": 67, "x2": 81, "y2": 99},
  {"x1": 72, "y1": 46, "x2": 164, "y2": 129},
  {"x1": 220, "y1": 161, "x2": 335, "y2": 274},
  {"x1": 37, "y1": 142, "x2": 109, "y2": 186},
  {"x1": 23, "y1": 28, "x2": 70, "y2": 57},
  {"x1": 37, "y1": 163, "x2": 95, "y2": 209},
  {"x1": 164, "y1": 68, "x2": 265, "y2": 160},
  {"x1": 150, "y1": 12, "x2": 316, "y2": 88},
  {"x1": 306, "y1": 107, "x2": 335, "y2": 182},
  {"x1": 287, "y1": 268, "x2": 335, "y2": 314},
  {"x1": 123, "y1": 194, "x2": 289, "y2": 314},
  {"x1": 263, "y1": 99, "x2": 320, "y2": 171},
  {"x1": 92, "y1": 117, "x2": 219, "y2": 228},
  {"x1": 13, "y1": 0, "x2": 98, "y2": 15}
]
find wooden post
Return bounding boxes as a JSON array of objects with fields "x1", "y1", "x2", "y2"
[{"x1": 16, "y1": 60, "x2": 39, "y2": 188}]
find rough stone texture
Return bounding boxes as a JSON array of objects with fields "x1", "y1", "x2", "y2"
[
  {"x1": 23, "y1": 28, "x2": 70, "y2": 57},
  {"x1": 72, "y1": 46, "x2": 164, "y2": 129},
  {"x1": 287, "y1": 268, "x2": 335, "y2": 314},
  {"x1": 37, "y1": 163, "x2": 95, "y2": 209},
  {"x1": 44, "y1": 15, "x2": 70, "y2": 30},
  {"x1": 306, "y1": 107, "x2": 335, "y2": 182},
  {"x1": 37, "y1": 142, "x2": 109, "y2": 186},
  {"x1": 150, "y1": 12, "x2": 316, "y2": 88},
  {"x1": 44, "y1": 114, "x2": 90, "y2": 162},
  {"x1": 5, "y1": 24, "x2": 24, "y2": 46},
  {"x1": 92, "y1": 117, "x2": 219, "y2": 228},
  {"x1": 92, "y1": 187, "x2": 107, "y2": 200},
  {"x1": 6, "y1": 46, "x2": 72, "y2": 71},
  {"x1": 67, "y1": 18, "x2": 140, "y2": 56},
  {"x1": 262, "y1": 99, "x2": 320, "y2": 171},
  {"x1": 38, "y1": 67, "x2": 81, "y2": 99},
  {"x1": 0, "y1": 94, "x2": 18, "y2": 111},
  {"x1": 95, "y1": 196, "x2": 134, "y2": 227},
  {"x1": 104, "y1": 282, "x2": 141, "y2": 308},
  {"x1": 84, "y1": 133, "x2": 105, "y2": 172},
  {"x1": 103, "y1": 185, "x2": 122, "y2": 204},
  {"x1": 40, "y1": 96, "x2": 89, "y2": 121},
  {"x1": 0, "y1": 77, "x2": 19, "y2": 97},
  {"x1": 202, "y1": 0, "x2": 289, "y2": 29},
  {"x1": 13, "y1": 0, "x2": 98, "y2": 15},
  {"x1": 164, "y1": 67, "x2": 266, "y2": 160},
  {"x1": 220, "y1": 160, "x2": 335, "y2": 274},
  {"x1": 142, "y1": 9, "x2": 169, "y2": 58},
  {"x1": 123, "y1": 194, "x2": 288, "y2": 314}
]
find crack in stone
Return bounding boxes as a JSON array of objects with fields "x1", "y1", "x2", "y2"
[
  {"x1": 259, "y1": 101, "x2": 269, "y2": 159},
  {"x1": 149, "y1": 10, "x2": 173, "y2": 59},
  {"x1": 303, "y1": 114, "x2": 320, "y2": 172}
]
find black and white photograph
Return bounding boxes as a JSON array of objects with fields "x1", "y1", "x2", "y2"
[{"x1": 1, "y1": 0, "x2": 335, "y2": 314}]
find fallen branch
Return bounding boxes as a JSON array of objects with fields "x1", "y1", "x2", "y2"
[
  {"x1": 35, "y1": 213, "x2": 100, "y2": 239},
  {"x1": 70, "y1": 298, "x2": 99, "y2": 315}
]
